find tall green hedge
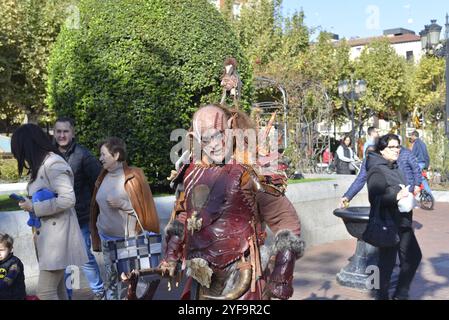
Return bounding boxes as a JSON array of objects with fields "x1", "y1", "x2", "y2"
[{"x1": 47, "y1": 0, "x2": 252, "y2": 191}]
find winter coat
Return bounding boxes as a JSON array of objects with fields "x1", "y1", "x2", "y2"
[
  {"x1": 27, "y1": 153, "x2": 88, "y2": 270},
  {"x1": 366, "y1": 152, "x2": 413, "y2": 228},
  {"x1": 59, "y1": 141, "x2": 101, "y2": 226}
]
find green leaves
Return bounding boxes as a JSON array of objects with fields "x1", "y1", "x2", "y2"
[
  {"x1": 355, "y1": 39, "x2": 412, "y2": 119},
  {"x1": 0, "y1": 0, "x2": 75, "y2": 124},
  {"x1": 47, "y1": 0, "x2": 252, "y2": 191}
]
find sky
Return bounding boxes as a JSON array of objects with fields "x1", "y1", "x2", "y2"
[{"x1": 281, "y1": 0, "x2": 449, "y2": 40}]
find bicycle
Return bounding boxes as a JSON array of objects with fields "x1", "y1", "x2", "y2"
[{"x1": 418, "y1": 170, "x2": 434, "y2": 211}]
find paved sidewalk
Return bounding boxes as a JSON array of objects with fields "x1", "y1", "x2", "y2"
[{"x1": 291, "y1": 202, "x2": 449, "y2": 300}]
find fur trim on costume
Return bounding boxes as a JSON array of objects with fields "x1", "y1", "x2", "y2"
[
  {"x1": 165, "y1": 219, "x2": 184, "y2": 239},
  {"x1": 259, "y1": 245, "x2": 271, "y2": 271},
  {"x1": 271, "y1": 230, "x2": 305, "y2": 259},
  {"x1": 186, "y1": 258, "x2": 213, "y2": 288}
]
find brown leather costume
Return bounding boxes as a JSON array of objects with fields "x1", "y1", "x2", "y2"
[
  {"x1": 164, "y1": 161, "x2": 303, "y2": 300},
  {"x1": 184, "y1": 164, "x2": 259, "y2": 268}
]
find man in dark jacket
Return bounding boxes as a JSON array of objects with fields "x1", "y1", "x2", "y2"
[
  {"x1": 54, "y1": 117, "x2": 104, "y2": 299},
  {"x1": 410, "y1": 131, "x2": 430, "y2": 169},
  {"x1": 410, "y1": 131, "x2": 432, "y2": 196},
  {"x1": 340, "y1": 144, "x2": 422, "y2": 208}
]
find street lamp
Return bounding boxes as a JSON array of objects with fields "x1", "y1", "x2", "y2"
[
  {"x1": 420, "y1": 15, "x2": 449, "y2": 138},
  {"x1": 338, "y1": 78, "x2": 367, "y2": 153}
]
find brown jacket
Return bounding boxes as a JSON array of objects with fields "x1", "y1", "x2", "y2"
[{"x1": 90, "y1": 162, "x2": 160, "y2": 252}]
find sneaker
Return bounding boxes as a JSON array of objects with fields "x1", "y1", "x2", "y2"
[{"x1": 93, "y1": 291, "x2": 105, "y2": 300}]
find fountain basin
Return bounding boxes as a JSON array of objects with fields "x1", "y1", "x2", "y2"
[
  {"x1": 333, "y1": 206, "x2": 378, "y2": 291},
  {"x1": 333, "y1": 206, "x2": 370, "y2": 239}
]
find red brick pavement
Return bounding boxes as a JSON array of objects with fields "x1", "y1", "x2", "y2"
[{"x1": 292, "y1": 203, "x2": 449, "y2": 300}]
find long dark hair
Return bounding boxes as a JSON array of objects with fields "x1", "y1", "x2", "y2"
[
  {"x1": 11, "y1": 124, "x2": 62, "y2": 181},
  {"x1": 341, "y1": 135, "x2": 352, "y2": 147}
]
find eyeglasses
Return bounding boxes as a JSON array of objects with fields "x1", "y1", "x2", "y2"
[
  {"x1": 201, "y1": 130, "x2": 225, "y2": 145},
  {"x1": 386, "y1": 145, "x2": 400, "y2": 150}
]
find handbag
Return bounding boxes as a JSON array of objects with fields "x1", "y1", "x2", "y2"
[
  {"x1": 362, "y1": 196, "x2": 400, "y2": 248},
  {"x1": 108, "y1": 209, "x2": 162, "y2": 275}
]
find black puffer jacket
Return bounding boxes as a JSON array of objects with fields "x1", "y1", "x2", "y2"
[
  {"x1": 59, "y1": 141, "x2": 101, "y2": 225},
  {"x1": 366, "y1": 152, "x2": 413, "y2": 228}
]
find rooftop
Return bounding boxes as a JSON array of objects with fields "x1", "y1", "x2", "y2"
[{"x1": 346, "y1": 33, "x2": 421, "y2": 47}]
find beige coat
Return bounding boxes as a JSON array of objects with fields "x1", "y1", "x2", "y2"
[{"x1": 27, "y1": 153, "x2": 88, "y2": 271}]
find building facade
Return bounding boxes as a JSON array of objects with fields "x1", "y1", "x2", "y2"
[
  {"x1": 346, "y1": 28, "x2": 423, "y2": 63},
  {"x1": 209, "y1": 0, "x2": 243, "y2": 18}
]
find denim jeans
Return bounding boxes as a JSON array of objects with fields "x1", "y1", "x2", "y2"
[
  {"x1": 65, "y1": 222, "x2": 104, "y2": 297},
  {"x1": 101, "y1": 240, "x2": 122, "y2": 300},
  {"x1": 418, "y1": 162, "x2": 433, "y2": 196}
]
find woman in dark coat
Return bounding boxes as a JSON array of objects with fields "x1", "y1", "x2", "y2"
[
  {"x1": 335, "y1": 135, "x2": 359, "y2": 174},
  {"x1": 366, "y1": 134, "x2": 422, "y2": 300}
]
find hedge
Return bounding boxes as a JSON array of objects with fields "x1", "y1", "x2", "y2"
[
  {"x1": 0, "y1": 158, "x2": 20, "y2": 183},
  {"x1": 47, "y1": 0, "x2": 252, "y2": 192}
]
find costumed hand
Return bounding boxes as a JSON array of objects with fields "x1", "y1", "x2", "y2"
[
  {"x1": 159, "y1": 260, "x2": 178, "y2": 278},
  {"x1": 120, "y1": 270, "x2": 138, "y2": 283},
  {"x1": 267, "y1": 249, "x2": 296, "y2": 300},
  {"x1": 159, "y1": 260, "x2": 181, "y2": 291},
  {"x1": 19, "y1": 198, "x2": 33, "y2": 212},
  {"x1": 121, "y1": 270, "x2": 140, "y2": 300}
]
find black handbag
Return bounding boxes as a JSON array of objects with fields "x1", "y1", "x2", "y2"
[{"x1": 362, "y1": 196, "x2": 400, "y2": 248}]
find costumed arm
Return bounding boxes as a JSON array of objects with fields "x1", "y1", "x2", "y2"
[
  {"x1": 257, "y1": 190, "x2": 304, "y2": 300},
  {"x1": 160, "y1": 167, "x2": 189, "y2": 277}
]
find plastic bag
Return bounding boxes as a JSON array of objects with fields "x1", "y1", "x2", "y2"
[{"x1": 398, "y1": 185, "x2": 416, "y2": 213}]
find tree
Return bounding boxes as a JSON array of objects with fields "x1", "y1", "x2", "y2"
[
  {"x1": 276, "y1": 10, "x2": 309, "y2": 61},
  {"x1": 232, "y1": 0, "x2": 283, "y2": 71},
  {"x1": 355, "y1": 39, "x2": 412, "y2": 139},
  {"x1": 411, "y1": 55, "x2": 447, "y2": 177},
  {"x1": 411, "y1": 55, "x2": 445, "y2": 126},
  {"x1": 0, "y1": 0, "x2": 74, "y2": 124},
  {"x1": 47, "y1": 0, "x2": 252, "y2": 191}
]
